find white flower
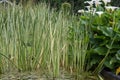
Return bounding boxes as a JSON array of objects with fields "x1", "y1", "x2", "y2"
[
  {"x1": 94, "y1": 1, "x2": 102, "y2": 7},
  {"x1": 84, "y1": 1, "x2": 93, "y2": 6},
  {"x1": 78, "y1": 10, "x2": 92, "y2": 14},
  {"x1": 92, "y1": 0, "x2": 102, "y2": 4},
  {"x1": 82, "y1": 8, "x2": 96, "y2": 15},
  {"x1": 78, "y1": 9, "x2": 84, "y2": 13},
  {"x1": 84, "y1": 0, "x2": 102, "y2": 7},
  {"x1": 102, "y1": 0, "x2": 111, "y2": 5},
  {"x1": 105, "y1": 6, "x2": 119, "y2": 11},
  {"x1": 84, "y1": 10, "x2": 91, "y2": 13},
  {"x1": 85, "y1": 6, "x2": 91, "y2": 11},
  {"x1": 96, "y1": 11, "x2": 104, "y2": 16}
]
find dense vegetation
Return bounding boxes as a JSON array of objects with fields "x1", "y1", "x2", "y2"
[
  {"x1": 0, "y1": 0, "x2": 120, "y2": 80},
  {"x1": 0, "y1": 3, "x2": 91, "y2": 79},
  {"x1": 12, "y1": 0, "x2": 120, "y2": 12}
]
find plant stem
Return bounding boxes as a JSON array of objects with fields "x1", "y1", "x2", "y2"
[{"x1": 93, "y1": 35, "x2": 117, "y2": 74}]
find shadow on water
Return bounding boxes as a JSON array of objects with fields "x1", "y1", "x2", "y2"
[{"x1": 0, "y1": 70, "x2": 96, "y2": 80}]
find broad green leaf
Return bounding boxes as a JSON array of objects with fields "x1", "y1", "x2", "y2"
[
  {"x1": 91, "y1": 26, "x2": 100, "y2": 32},
  {"x1": 114, "y1": 33, "x2": 120, "y2": 41},
  {"x1": 93, "y1": 47, "x2": 108, "y2": 55},
  {"x1": 97, "y1": 26, "x2": 114, "y2": 38},
  {"x1": 106, "y1": 43, "x2": 120, "y2": 49},
  {"x1": 90, "y1": 56, "x2": 102, "y2": 67},
  {"x1": 80, "y1": 16, "x2": 89, "y2": 20},
  {"x1": 104, "y1": 60, "x2": 114, "y2": 69},
  {"x1": 104, "y1": 57, "x2": 115, "y2": 69},
  {"x1": 109, "y1": 49, "x2": 119, "y2": 54},
  {"x1": 116, "y1": 50, "x2": 120, "y2": 61},
  {"x1": 100, "y1": 40, "x2": 108, "y2": 46},
  {"x1": 90, "y1": 59, "x2": 98, "y2": 66},
  {"x1": 110, "y1": 57, "x2": 117, "y2": 65}
]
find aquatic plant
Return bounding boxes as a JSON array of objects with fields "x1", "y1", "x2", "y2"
[
  {"x1": 0, "y1": 3, "x2": 89, "y2": 79},
  {"x1": 78, "y1": 0, "x2": 120, "y2": 78}
]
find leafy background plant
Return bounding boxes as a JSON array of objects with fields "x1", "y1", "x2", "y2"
[
  {"x1": 9, "y1": 0, "x2": 120, "y2": 12},
  {"x1": 84, "y1": 9, "x2": 120, "y2": 74}
]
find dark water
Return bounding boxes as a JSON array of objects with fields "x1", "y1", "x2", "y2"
[
  {"x1": 0, "y1": 72, "x2": 73, "y2": 80},
  {"x1": 0, "y1": 71, "x2": 96, "y2": 80}
]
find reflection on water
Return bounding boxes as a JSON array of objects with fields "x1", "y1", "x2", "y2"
[{"x1": 0, "y1": 70, "x2": 96, "y2": 80}]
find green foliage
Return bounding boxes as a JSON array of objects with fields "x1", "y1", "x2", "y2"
[
  {"x1": 83, "y1": 10, "x2": 120, "y2": 74},
  {"x1": 0, "y1": 3, "x2": 90, "y2": 79},
  {"x1": 11, "y1": 0, "x2": 120, "y2": 12},
  {"x1": 39, "y1": 0, "x2": 86, "y2": 12},
  {"x1": 1, "y1": 0, "x2": 120, "y2": 78},
  {"x1": 67, "y1": 16, "x2": 89, "y2": 72}
]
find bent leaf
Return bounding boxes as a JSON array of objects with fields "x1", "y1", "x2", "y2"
[
  {"x1": 116, "y1": 50, "x2": 120, "y2": 61},
  {"x1": 94, "y1": 47, "x2": 108, "y2": 55},
  {"x1": 97, "y1": 26, "x2": 114, "y2": 38}
]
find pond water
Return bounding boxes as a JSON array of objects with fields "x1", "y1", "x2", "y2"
[
  {"x1": 0, "y1": 70, "x2": 96, "y2": 80},
  {"x1": 0, "y1": 72, "x2": 73, "y2": 80}
]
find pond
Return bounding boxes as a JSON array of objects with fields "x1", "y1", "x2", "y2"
[{"x1": 0, "y1": 70, "x2": 96, "y2": 80}]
